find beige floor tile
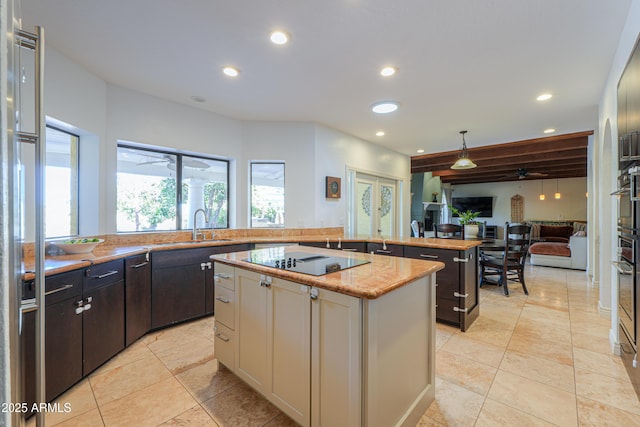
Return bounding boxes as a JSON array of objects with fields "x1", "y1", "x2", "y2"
[
  {"x1": 507, "y1": 332, "x2": 573, "y2": 366},
  {"x1": 458, "y1": 315, "x2": 514, "y2": 348},
  {"x1": 576, "y1": 396, "x2": 640, "y2": 426},
  {"x1": 435, "y1": 326, "x2": 455, "y2": 351},
  {"x1": 499, "y1": 349, "x2": 575, "y2": 392},
  {"x1": 89, "y1": 354, "x2": 173, "y2": 405},
  {"x1": 475, "y1": 398, "x2": 557, "y2": 427},
  {"x1": 571, "y1": 331, "x2": 613, "y2": 355},
  {"x1": 157, "y1": 405, "x2": 219, "y2": 426},
  {"x1": 435, "y1": 350, "x2": 498, "y2": 396},
  {"x1": 487, "y1": 370, "x2": 577, "y2": 427},
  {"x1": 573, "y1": 347, "x2": 629, "y2": 381},
  {"x1": 90, "y1": 340, "x2": 155, "y2": 377},
  {"x1": 148, "y1": 333, "x2": 215, "y2": 375},
  {"x1": 201, "y1": 381, "x2": 284, "y2": 427},
  {"x1": 415, "y1": 414, "x2": 447, "y2": 426},
  {"x1": 50, "y1": 408, "x2": 104, "y2": 427},
  {"x1": 575, "y1": 368, "x2": 640, "y2": 415},
  {"x1": 424, "y1": 377, "x2": 484, "y2": 426},
  {"x1": 45, "y1": 379, "x2": 98, "y2": 426},
  {"x1": 513, "y1": 318, "x2": 572, "y2": 345},
  {"x1": 439, "y1": 333, "x2": 506, "y2": 368},
  {"x1": 263, "y1": 412, "x2": 302, "y2": 426},
  {"x1": 176, "y1": 359, "x2": 243, "y2": 403},
  {"x1": 570, "y1": 319, "x2": 611, "y2": 338},
  {"x1": 99, "y1": 376, "x2": 198, "y2": 426}
]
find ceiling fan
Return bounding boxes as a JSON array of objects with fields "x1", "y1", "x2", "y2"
[
  {"x1": 504, "y1": 168, "x2": 549, "y2": 180},
  {"x1": 137, "y1": 154, "x2": 210, "y2": 170}
]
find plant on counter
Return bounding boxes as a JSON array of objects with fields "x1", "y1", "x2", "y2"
[{"x1": 449, "y1": 206, "x2": 481, "y2": 225}]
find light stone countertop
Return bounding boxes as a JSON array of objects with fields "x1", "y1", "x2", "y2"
[
  {"x1": 21, "y1": 228, "x2": 480, "y2": 281},
  {"x1": 211, "y1": 245, "x2": 444, "y2": 300}
]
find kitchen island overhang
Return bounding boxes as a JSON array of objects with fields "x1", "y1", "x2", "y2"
[{"x1": 211, "y1": 245, "x2": 443, "y2": 427}]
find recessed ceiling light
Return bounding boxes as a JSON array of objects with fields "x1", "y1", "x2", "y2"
[
  {"x1": 536, "y1": 93, "x2": 553, "y2": 101},
  {"x1": 543, "y1": 128, "x2": 556, "y2": 134},
  {"x1": 222, "y1": 66, "x2": 240, "y2": 77},
  {"x1": 417, "y1": 149, "x2": 425, "y2": 154},
  {"x1": 376, "y1": 131, "x2": 385, "y2": 137},
  {"x1": 371, "y1": 101, "x2": 399, "y2": 114},
  {"x1": 270, "y1": 30, "x2": 289, "y2": 45},
  {"x1": 380, "y1": 66, "x2": 397, "y2": 77}
]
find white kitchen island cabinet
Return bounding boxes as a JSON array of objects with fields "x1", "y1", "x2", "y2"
[{"x1": 212, "y1": 246, "x2": 442, "y2": 427}]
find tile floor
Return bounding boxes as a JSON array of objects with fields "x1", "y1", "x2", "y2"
[{"x1": 27, "y1": 264, "x2": 640, "y2": 426}]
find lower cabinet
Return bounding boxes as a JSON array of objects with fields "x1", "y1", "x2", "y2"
[
  {"x1": 124, "y1": 254, "x2": 152, "y2": 346},
  {"x1": 151, "y1": 244, "x2": 252, "y2": 329},
  {"x1": 235, "y1": 269, "x2": 311, "y2": 426},
  {"x1": 403, "y1": 245, "x2": 479, "y2": 331},
  {"x1": 215, "y1": 263, "x2": 434, "y2": 427}
]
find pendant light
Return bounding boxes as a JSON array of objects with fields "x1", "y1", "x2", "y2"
[
  {"x1": 554, "y1": 178, "x2": 561, "y2": 199},
  {"x1": 539, "y1": 180, "x2": 545, "y2": 200},
  {"x1": 450, "y1": 130, "x2": 477, "y2": 170}
]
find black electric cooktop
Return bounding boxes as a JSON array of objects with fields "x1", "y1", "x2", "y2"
[{"x1": 245, "y1": 248, "x2": 370, "y2": 276}]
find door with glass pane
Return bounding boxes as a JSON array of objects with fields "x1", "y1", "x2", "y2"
[{"x1": 354, "y1": 173, "x2": 397, "y2": 237}]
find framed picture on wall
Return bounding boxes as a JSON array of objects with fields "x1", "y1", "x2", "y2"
[{"x1": 326, "y1": 176, "x2": 341, "y2": 199}]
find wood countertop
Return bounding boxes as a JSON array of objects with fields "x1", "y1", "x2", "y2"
[
  {"x1": 22, "y1": 231, "x2": 478, "y2": 280},
  {"x1": 211, "y1": 246, "x2": 444, "y2": 300}
]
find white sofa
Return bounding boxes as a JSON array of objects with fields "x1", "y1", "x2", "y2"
[{"x1": 529, "y1": 236, "x2": 587, "y2": 270}]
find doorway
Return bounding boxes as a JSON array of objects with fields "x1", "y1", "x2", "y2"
[{"x1": 351, "y1": 172, "x2": 398, "y2": 238}]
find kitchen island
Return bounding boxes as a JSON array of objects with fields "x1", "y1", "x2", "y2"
[{"x1": 211, "y1": 245, "x2": 444, "y2": 427}]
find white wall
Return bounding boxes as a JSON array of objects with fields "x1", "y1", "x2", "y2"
[
  {"x1": 452, "y1": 177, "x2": 588, "y2": 231},
  {"x1": 314, "y1": 125, "x2": 412, "y2": 235},
  {"x1": 597, "y1": 0, "x2": 640, "y2": 345},
  {"x1": 33, "y1": 47, "x2": 410, "y2": 236},
  {"x1": 241, "y1": 121, "x2": 315, "y2": 228}
]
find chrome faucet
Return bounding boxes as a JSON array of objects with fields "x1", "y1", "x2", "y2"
[{"x1": 192, "y1": 208, "x2": 210, "y2": 241}]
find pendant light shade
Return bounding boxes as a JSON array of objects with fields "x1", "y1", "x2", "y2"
[
  {"x1": 451, "y1": 130, "x2": 477, "y2": 170},
  {"x1": 554, "y1": 178, "x2": 561, "y2": 199},
  {"x1": 539, "y1": 180, "x2": 545, "y2": 200}
]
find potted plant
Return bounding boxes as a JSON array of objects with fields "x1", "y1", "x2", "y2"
[{"x1": 450, "y1": 206, "x2": 481, "y2": 239}]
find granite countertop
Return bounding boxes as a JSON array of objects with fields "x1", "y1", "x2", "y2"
[
  {"x1": 211, "y1": 246, "x2": 444, "y2": 300},
  {"x1": 21, "y1": 230, "x2": 480, "y2": 280}
]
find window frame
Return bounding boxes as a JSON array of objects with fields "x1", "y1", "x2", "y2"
[
  {"x1": 249, "y1": 161, "x2": 285, "y2": 228},
  {"x1": 46, "y1": 125, "x2": 80, "y2": 238},
  {"x1": 116, "y1": 143, "x2": 230, "y2": 232}
]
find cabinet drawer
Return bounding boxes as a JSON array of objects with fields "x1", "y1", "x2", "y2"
[
  {"x1": 84, "y1": 259, "x2": 124, "y2": 291},
  {"x1": 214, "y1": 322, "x2": 235, "y2": 371},
  {"x1": 23, "y1": 269, "x2": 83, "y2": 304},
  {"x1": 215, "y1": 286, "x2": 235, "y2": 329},
  {"x1": 214, "y1": 263, "x2": 235, "y2": 291},
  {"x1": 367, "y1": 242, "x2": 404, "y2": 257}
]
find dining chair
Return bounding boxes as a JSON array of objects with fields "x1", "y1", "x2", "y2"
[
  {"x1": 434, "y1": 223, "x2": 464, "y2": 239},
  {"x1": 479, "y1": 222, "x2": 532, "y2": 296}
]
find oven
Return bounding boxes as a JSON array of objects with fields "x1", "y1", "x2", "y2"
[
  {"x1": 614, "y1": 234, "x2": 636, "y2": 345},
  {"x1": 617, "y1": 168, "x2": 636, "y2": 233}
]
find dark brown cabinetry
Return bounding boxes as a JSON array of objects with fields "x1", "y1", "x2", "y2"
[
  {"x1": 404, "y1": 245, "x2": 479, "y2": 331},
  {"x1": 151, "y1": 244, "x2": 252, "y2": 329},
  {"x1": 366, "y1": 242, "x2": 404, "y2": 257},
  {"x1": 82, "y1": 259, "x2": 125, "y2": 374},
  {"x1": 21, "y1": 270, "x2": 84, "y2": 409},
  {"x1": 125, "y1": 254, "x2": 151, "y2": 345},
  {"x1": 300, "y1": 241, "x2": 367, "y2": 252}
]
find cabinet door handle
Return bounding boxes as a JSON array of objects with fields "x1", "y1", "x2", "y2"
[
  {"x1": 92, "y1": 270, "x2": 118, "y2": 279},
  {"x1": 341, "y1": 248, "x2": 358, "y2": 252},
  {"x1": 215, "y1": 333, "x2": 230, "y2": 342},
  {"x1": 215, "y1": 273, "x2": 231, "y2": 280},
  {"x1": 420, "y1": 254, "x2": 438, "y2": 259},
  {"x1": 44, "y1": 283, "x2": 74, "y2": 296},
  {"x1": 376, "y1": 250, "x2": 392, "y2": 254},
  {"x1": 453, "y1": 257, "x2": 469, "y2": 263},
  {"x1": 215, "y1": 296, "x2": 230, "y2": 304},
  {"x1": 310, "y1": 288, "x2": 319, "y2": 300},
  {"x1": 453, "y1": 307, "x2": 468, "y2": 313},
  {"x1": 131, "y1": 262, "x2": 148, "y2": 269},
  {"x1": 454, "y1": 292, "x2": 468, "y2": 298}
]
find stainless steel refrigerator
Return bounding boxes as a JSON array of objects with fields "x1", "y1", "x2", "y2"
[{"x1": 1, "y1": 0, "x2": 46, "y2": 425}]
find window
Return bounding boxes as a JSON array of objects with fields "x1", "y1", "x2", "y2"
[
  {"x1": 116, "y1": 145, "x2": 229, "y2": 232},
  {"x1": 46, "y1": 126, "x2": 79, "y2": 238},
  {"x1": 250, "y1": 162, "x2": 285, "y2": 228}
]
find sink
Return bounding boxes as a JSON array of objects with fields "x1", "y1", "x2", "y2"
[{"x1": 154, "y1": 239, "x2": 232, "y2": 246}]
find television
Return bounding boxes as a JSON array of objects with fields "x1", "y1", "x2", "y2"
[{"x1": 451, "y1": 197, "x2": 493, "y2": 218}]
